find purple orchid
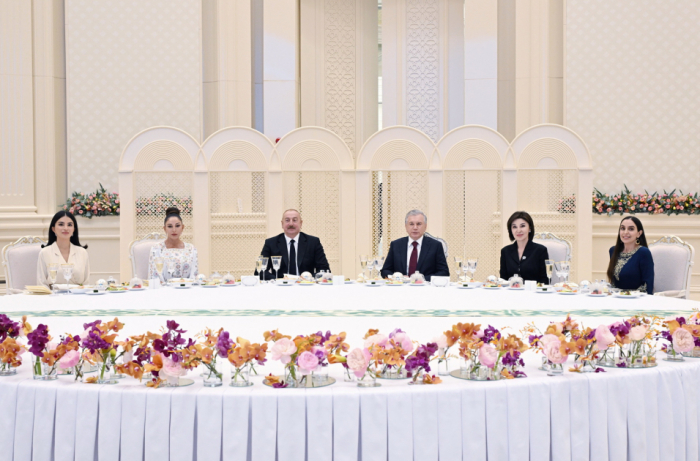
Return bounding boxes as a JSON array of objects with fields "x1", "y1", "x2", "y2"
[
  {"x1": 528, "y1": 334, "x2": 542, "y2": 346},
  {"x1": 389, "y1": 328, "x2": 405, "y2": 339},
  {"x1": 314, "y1": 330, "x2": 332, "y2": 345},
  {"x1": 482, "y1": 325, "x2": 500, "y2": 343},
  {"x1": 81, "y1": 327, "x2": 110, "y2": 353},
  {"x1": 594, "y1": 367, "x2": 606, "y2": 373},
  {"x1": 0, "y1": 314, "x2": 21, "y2": 341},
  {"x1": 216, "y1": 331, "x2": 233, "y2": 357},
  {"x1": 405, "y1": 342, "x2": 439, "y2": 373},
  {"x1": 83, "y1": 320, "x2": 101, "y2": 330},
  {"x1": 609, "y1": 321, "x2": 631, "y2": 338},
  {"x1": 27, "y1": 324, "x2": 50, "y2": 357}
]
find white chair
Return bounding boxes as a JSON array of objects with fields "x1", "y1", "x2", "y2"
[
  {"x1": 1, "y1": 236, "x2": 48, "y2": 295},
  {"x1": 424, "y1": 232, "x2": 448, "y2": 259},
  {"x1": 129, "y1": 233, "x2": 165, "y2": 280},
  {"x1": 649, "y1": 236, "x2": 695, "y2": 299},
  {"x1": 532, "y1": 232, "x2": 572, "y2": 284}
]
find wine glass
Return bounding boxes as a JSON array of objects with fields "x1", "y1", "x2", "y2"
[
  {"x1": 259, "y1": 256, "x2": 269, "y2": 283},
  {"x1": 154, "y1": 257, "x2": 164, "y2": 283},
  {"x1": 559, "y1": 260, "x2": 571, "y2": 283},
  {"x1": 461, "y1": 258, "x2": 470, "y2": 281},
  {"x1": 453, "y1": 256, "x2": 462, "y2": 280},
  {"x1": 61, "y1": 264, "x2": 74, "y2": 294},
  {"x1": 466, "y1": 258, "x2": 478, "y2": 281},
  {"x1": 375, "y1": 256, "x2": 385, "y2": 278},
  {"x1": 544, "y1": 259, "x2": 554, "y2": 286},
  {"x1": 255, "y1": 257, "x2": 264, "y2": 280},
  {"x1": 359, "y1": 255, "x2": 368, "y2": 280},
  {"x1": 166, "y1": 261, "x2": 176, "y2": 286},
  {"x1": 48, "y1": 263, "x2": 59, "y2": 296},
  {"x1": 271, "y1": 256, "x2": 282, "y2": 280},
  {"x1": 366, "y1": 258, "x2": 376, "y2": 280}
]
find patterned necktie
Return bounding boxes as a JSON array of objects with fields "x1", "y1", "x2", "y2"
[
  {"x1": 289, "y1": 239, "x2": 297, "y2": 275},
  {"x1": 408, "y1": 241, "x2": 418, "y2": 276}
]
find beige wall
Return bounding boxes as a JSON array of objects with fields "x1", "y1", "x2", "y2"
[{"x1": 566, "y1": 0, "x2": 700, "y2": 193}]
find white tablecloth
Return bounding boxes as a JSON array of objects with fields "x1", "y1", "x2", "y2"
[
  {"x1": 1, "y1": 285, "x2": 698, "y2": 461},
  {"x1": 1, "y1": 354, "x2": 700, "y2": 461}
]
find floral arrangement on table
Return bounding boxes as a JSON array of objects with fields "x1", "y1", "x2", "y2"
[
  {"x1": 263, "y1": 329, "x2": 348, "y2": 388},
  {"x1": 68, "y1": 318, "x2": 131, "y2": 383},
  {"x1": 141, "y1": 320, "x2": 199, "y2": 388},
  {"x1": 454, "y1": 322, "x2": 528, "y2": 380},
  {"x1": 25, "y1": 320, "x2": 80, "y2": 380},
  {"x1": 595, "y1": 316, "x2": 660, "y2": 368},
  {"x1": 659, "y1": 314, "x2": 700, "y2": 360},
  {"x1": 405, "y1": 342, "x2": 442, "y2": 384},
  {"x1": 0, "y1": 315, "x2": 26, "y2": 375},
  {"x1": 225, "y1": 334, "x2": 268, "y2": 387},
  {"x1": 62, "y1": 183, "x2": 120, "y2": 218},
  {"x1": 592, "y1": 186, "x2": 700, "y2": 216},
  {"x1": 362, "y1": 328, "x2": 414, "y2": 379},
  {"x1": 135, "y1": 193, "x2": 193, "y2": 217}
]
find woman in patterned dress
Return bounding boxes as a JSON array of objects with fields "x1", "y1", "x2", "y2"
[
  {"x1": 606, "y1": 216, "x2": 654, "y2": 294},
  {"x1": 147, "y1": 206, "x2": 198, "y2": 281}
]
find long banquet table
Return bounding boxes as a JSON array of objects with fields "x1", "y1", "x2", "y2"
[{"x1": 1, "y1": 283, "x2": 699, "y2": 461}]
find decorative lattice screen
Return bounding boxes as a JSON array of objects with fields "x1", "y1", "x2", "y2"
[
  {"x1": 283, "y1": 172, "x2": 341, "y2": 272},
  {"x1": 371, "y1": 171, "x2": 428, "y2": 258},
  {"x1": 517, "y1": 169, "x2": 578, "y2": 279},
  {"x1": 134, "y1": 172, "x2": 193, "y2": 242},
  {"x1": 209, "y1": 172, "x2": 266, "y2": 276},
  {"x1": 444, "y1": 170, "x2": 502, "y2": 281}
]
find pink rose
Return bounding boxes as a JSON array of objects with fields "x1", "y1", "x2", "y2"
[
  {"x1": 363, "y1": 334, "x2": 388, "y2": 349},
  {"x1": 431, "y1": 334, "x2": 448, "y2": 349},
  {"x1": 58, "y1": 350, "x2": 80, "y2": 369},
  {"x1": 270, "y1": 338, "x2": 297, "y2": 364},
  {"x1": 297, "y1": 351, "x2": 319, "y2": 375},
  {"x1": 629, "y1": 325, "x2": 647, "y2": 341},
  {"x1": 391, "y1": 332, "x2": 413, "y2": 351},
  {"x1": 595, "y1": 324, "x2": 615, "y2": 350},
  {"x1": 648, "y1": 207, "x2": 653, "y2": 211},
  {"x1": 539, "y1": 333, "x2": 560, "y2": 349},
  {"x1": 479, "y1": 344, "x2": 498, "y2": 368},
  {"x1": 672, "y1": 328, "x2": 695, "y2": 353},
  {"x1": 161, "y1": 355, "x2": 187, "y2": 378},
  {"x1": 347, "y1": 348, "x2": 371, "y2": 378},
  {"x1": 544, "y1": 340, "x2": 567, "y2": 364}
]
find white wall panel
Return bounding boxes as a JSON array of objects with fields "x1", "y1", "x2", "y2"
[{"x1": 65, "y1": 0, "x2": 203, "y2": 193}]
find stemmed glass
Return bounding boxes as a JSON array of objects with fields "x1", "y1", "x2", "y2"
[
  {"x1": 466, "y1": 258, "x2": 478, "y2": 281},
  {"x1": 166, "y1": 261, "x2": 176, "y2": 286},
  {"x1": 61, "y1": 264, "x2": 74, "y2": 294},
  {"x1": 366, "y1": 258, "x2": 376, "y2": 280},
  {"x1": 259, "y1": 256, "x2": 269, "y2": 283},
  {"x1": 461, "y1": 258, "x2": 470, "y2": 281},
  {"x1": 359, "y1": 255, "x2": 368, "y2": 280},
  {"x1": 545, "y1": 259, "x2": 554, "y2": 286},
  {"x1": 154, "y1": 257, "x2": 164, "y2": 284},
  {"x1": 375, "y1": 256, "x2": 385, "y2": 278},
  {"x1": 559, "y1": 260, "x2": 570, "y2": 283},
  {"x1": 255, "y1": 257, "x2": 263, "y2": 278},
  {"x1": 271, "y1": 256, "x2": 282, "y2": 280},
  {"x1": 453, "y1": 256, "x2": 463, "y2": 281},
  {"x1": 48, "y1": 263, "x2": 59, "y2": 296}
]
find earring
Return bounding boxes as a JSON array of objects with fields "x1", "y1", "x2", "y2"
[{"x1": 636, "y1": 237, "x2": 640, "y2": 244}]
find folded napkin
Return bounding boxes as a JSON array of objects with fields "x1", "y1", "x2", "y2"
[{"x1": 24, "y1": 285, "x2": 52, "y2": 295}]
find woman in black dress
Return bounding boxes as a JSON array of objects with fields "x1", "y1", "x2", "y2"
[{"x1": 499, "y1": 211, "x2": 550, "y2": 284}]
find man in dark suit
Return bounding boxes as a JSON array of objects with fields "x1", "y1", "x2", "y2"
[
  {"x1": 380, "y1": 210, "x2": 449, "y2": 281},
  {"x1": 257, "y1": 209, "x2": 330, "y2": 279}
]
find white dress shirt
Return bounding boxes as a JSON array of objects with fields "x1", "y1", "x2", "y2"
[
  {"x1": 406, "y1": 235, "x2": 424, "y2": 274},
  {"x1": 284, "y1": 234, "x2": 299, "y2": 275},
  {"x1": 36, "y1": 242, "x2": 90, "y2": 287}
]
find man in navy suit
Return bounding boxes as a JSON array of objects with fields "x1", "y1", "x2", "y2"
[
  {"x1": 257, "y1": 209, "x2": 330, "y2": 279},
  {"x1": 380, "y1": 210, "x2": 449, "y2": 281}
]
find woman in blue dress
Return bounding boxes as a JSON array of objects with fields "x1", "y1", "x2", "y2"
[{"x1": 607, "y1": 216, "x2": 654, "y2": 294}]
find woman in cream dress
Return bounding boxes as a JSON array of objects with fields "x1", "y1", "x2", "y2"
[
  {"x1": 36, "y1": 211, "x2": 90, "y2": 287},
  {"x1": 147, "y1": 206, "x2": 198, "y2": 281}
]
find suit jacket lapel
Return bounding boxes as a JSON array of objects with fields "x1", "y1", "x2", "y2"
[
  {"x1": 296, "y1": 233, "x2": 308, "y2": 271},
  {"x1": 510, "y1": 242, "x2": 520, "y2": 265},
  {"x1": 278, "y1": 234, "x2": 289, "y2": 271},
  {"x1": 521, "y1": 240, "x2": 536, "y2": 264},
  {"x1": 416, "y1": 237, "x2": 430, "y2": 272}
]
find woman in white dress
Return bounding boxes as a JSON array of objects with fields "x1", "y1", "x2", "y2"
[
  {"x1": 147, "y1": 206, "x2": 198, "y2": 281},
  {"x1": 37, "y1": 211, "x2": 91, "y2": 287}
]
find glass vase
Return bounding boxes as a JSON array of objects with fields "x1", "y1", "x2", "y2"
[
  {"x1": 97, "y1": 360, "x2": 115, "y2": 384},
  {"x1": 203, "y1": 360, "x2": 223, "y2": 387},
  {"x1": 230, "y1": 363, "x2": 252, "y2": 387},
  {"x1": 538, "y1": 355, "x2": 550, "y2": 371},
  {"x1": 0, "y1": 360, "x2": 17, "y2": 376},
  {"x1": 665, "y1": 346, "x2": 685, "y2": 362},
  {"x1": 33, "y1": 357, "x2": 57, "y2": 381},
  {"x1": 459, "y1": 358, "x2": 471, "y2": 377},
  {"x1": 284, "y1": 365, "x2": 300, "y2": 388},
  {"x1": 547, "y1": 362, "x2": 563, "y2": 377},
  {"x1": 380, "y1": 365, "x2": 407, "y2": 379},
  {"x1": 437, "y1": 352, "x2": 449, "y2": 376},
  {"x1": 312, "y1": 365, "x2": 329, "y2": 386},
  {"x1": 574, "y1": 357, "x2": 595, "y2": 373},
  {"x1": 357, "y1": 369, "x2": 379, "y2": 387},
  {"x1": 597, "y1": 347, "x2": 616, "y2": 367},
  {"x1": 111, "y1": 355, "x2": 125, "y2": 379},
  {"x1": 343, "y1": 367, "x2": 355, "y2": 382}
]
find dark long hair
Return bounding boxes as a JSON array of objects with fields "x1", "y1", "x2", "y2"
[
  {"x1": 43, "y1": 211, "x2": 88, "y2": 249},
  {"x1": 606, "y1": 216, "x2": 647, "y2": 282},
  {"x1": 506, "y1": 211, "x2": 535, "y2": 241}
]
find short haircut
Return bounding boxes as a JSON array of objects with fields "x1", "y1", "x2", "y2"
[
  {"x1": 506, "y1": 211, "x2": 535, "y2": 241},
  {"x1": 405, "y1": 209, "x2": 427, "y2": 224},
  {"x1": 282, "y1": 209, "x2": 301, "y2": 220}
]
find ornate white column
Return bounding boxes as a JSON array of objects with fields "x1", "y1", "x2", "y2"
[
  {"x1": 382, "y1": 0, "x2": 464, "y2": 142},
  {"x1": 464, "y1": 0, "x2": 497, "y2": 129},
  {"x1": 202, "y1": 0, "x2": 254, "y2": 137},
  {"x1": 263, "y1": 0, "x2": 300, "y2": 141},
  {"x1": 300, "y1": 0, "x2": 378, "y2": 157}
]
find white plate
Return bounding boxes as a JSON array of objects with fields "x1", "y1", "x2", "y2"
[
  {"x1": 483, "y1": 286, "x2": 501, "y2": 290},
  {"x1": 509, "y1": 286, "x2": 524, "y2": 290},
  {"x1": 69, "y1": 287, "x2": 90, "y2": 294},
  {"x1": 86, "y1": 290, "x2": 106, "y2": 296},
  {"x1": 457, "y1": 284, "x2": 474, "y2": 289},
  {"x1": 173, "y1": 285, "x2": 191, "y2": 289},
  {"x1": 317, "y1": 282, "x2": 334, "y2": 286},
  {"x1": 220, "y1": 283, "x2": 240, "y2": 287},
  {"x1": 588, "y1": 293, "x2": 607, "y2": 297},
  {"x1": 129, "y1": 287, "x2": 146, "y2": 291},
  {"x1": 365, "y1": 282, "x2": 383, "y2": 287},
  {"x1": 276, "y1": 281, "x2": 294, "y2": 286},
  {"x1": 385, "y1": 283, "x2": 405, "y2": 287},
  {"x1": 613, "y1": 293, "x2": 642, "y2": 299},
  {"x1": 344, "y1": 280, "x2": 354, "y2": 284},
  {"x1": 297, "y1": 283, "x2": 316, "y2": 287},
  {"x1": 409, "y1": 283, "x2": 427, "y2": 287},
  {"x1": 557, "y1": 291, "x2": 578, "y2": 295},
  {"x1": 535, "y1": 289, "x2": 555, "y2": 294},
  {"x1": 107, "y1": 289, "x2": 128, "y2": 294},
  {"x1": 201, "y1": 284, "x2": 220, "y2": 288},
  {"x1": 55, "y1": 283, "x2": 80, "y2": 291}
]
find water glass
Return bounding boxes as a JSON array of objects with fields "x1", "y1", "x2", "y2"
[{"x1": 271, "y1": 256, "x2": 282, "y2": 279}]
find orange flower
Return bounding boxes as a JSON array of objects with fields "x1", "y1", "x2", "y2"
[
  {"x1": 21, "y1": 316, "x2": 32, "y2": 336},
  {"x1": 453, "y1": 322, "x2": 481, "y2": 340},
  {"x1": 364, "y1": 329, "x2": 379, "y2": 339},
  {"x1": 573, "y1": 339, "x2": 588, "y2": 356},
  {"x1": 263, "y1": 329, "x2": 289, "y2": 342},
  {"x1": 116, "y1": 361, "x2": 144, "y2": 381},
  {"x1": 263, "y1": 374, "x2": 282, "y2": 385},
  {"x1": 545, "y1": 323, "x2": 563, "y2": 335},
  {"x1": 0, "y1": 338, "x2": 22, "y2": 367},
  {"x1": 146, "y1": 377, "x2": 163, "y2": 388},
  {"x1": 559, "y1": 341, "x2": 575, "y2": 356},
  {"x1": 422, "y1": 374, "x2": 442, "y2": 384},
  {"x1": 500, "y1": 369, "x2": 516, "y2": 379},
  {"x1": 444, "y1": 329, "x2": 460, "y2": 347},
  {"x1": 328, "y1": 354, "x2": 346, "y2": 364},
  {"x1": 85, "y1": 376, "x2": 99, "y2": 384}
]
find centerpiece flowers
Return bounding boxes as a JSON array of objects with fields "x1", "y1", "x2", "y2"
[
  {"x1": 263, "y1": 329, "x2": 345, "y2": 388},
  {"x1": 226, "y1": 335, "x2": 268, "y2": 387},
  {"x1": 26, "y1": 321, "x2": 78, "y2": 381},
  {"x1": 659, "y1": 315, "x2": 700, "y2": 361},
  {"x1": 523, "y1": 315, "x2": 580, "y2": 370},
  {"x1": 79, "y1": 318, "x2": 127, "y2": 384},
  {"x1": 405, "y1": 342, "x2": 442, "y2": 384},
  {"x1": 455, "y1": 322, "x2": 528, "y2": 381},
  {"x1": 142, "y1": 320, "x2": 198, "y2": 388},
  {"x1": 361, "y1": 328, "x2": 414, "y2": 379},
  {"x1": 0, "y1": 314, "x2": 25, "y2": 376},
  {"x1": 597, "y1": 316, "x2": 659, "y2": 368}
]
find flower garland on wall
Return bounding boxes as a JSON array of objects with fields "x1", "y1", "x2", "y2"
[
  {"x1": 592, "y1": 186, "x2": 700, "y2": 216},
  {"x1": 62, "y1": 183, "x2": 120, "y2": 218},
  {"x1": 135, "y1": 193, "x2": 193, "y2": 217}
]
